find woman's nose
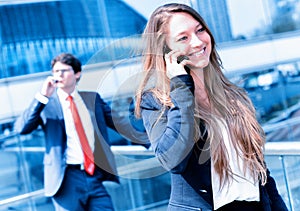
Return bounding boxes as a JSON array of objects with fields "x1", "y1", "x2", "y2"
[{"x1": 190, "y1": 33, "x2": 203, "y2": 47}]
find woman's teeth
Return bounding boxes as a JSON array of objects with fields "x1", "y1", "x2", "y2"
[{"x1": 190, "y1": 48, "x2": 205, "y2": 56}]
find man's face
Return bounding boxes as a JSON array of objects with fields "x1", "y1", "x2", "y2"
[{"x1": 52, "y1": 61, "x2": 80, "y2": 92}]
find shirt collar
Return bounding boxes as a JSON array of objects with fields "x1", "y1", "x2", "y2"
[{"x1": 57, "y1": 88, "x2": 78, "y2": 102}]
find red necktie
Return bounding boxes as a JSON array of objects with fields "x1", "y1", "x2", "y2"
[{"x1": 67, "y1": 95, "x2": 95, "y2": 175}]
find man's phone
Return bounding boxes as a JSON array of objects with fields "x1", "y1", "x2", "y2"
[
  {"x1": 163, "y1": 45, "x2": 190, "y2": 73},
  {"x1": 52, "y1": 79, "x2": 59, "y2": 83}
]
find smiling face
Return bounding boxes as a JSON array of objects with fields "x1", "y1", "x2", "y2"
[{"x1": 166, "y1": 12, "x2": 212, "y2": 70}]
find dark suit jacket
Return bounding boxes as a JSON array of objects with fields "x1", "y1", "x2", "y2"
[
  {"x1": 15, "y1": 90, "x2": 147, "y2": 197},
  {"x1": 140, "y1": 75, "x2": 288, "y2": 211}
]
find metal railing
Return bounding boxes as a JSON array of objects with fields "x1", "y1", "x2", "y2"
[{"x1": 0, "y1": 131, "x2": 300, "y2": 210}]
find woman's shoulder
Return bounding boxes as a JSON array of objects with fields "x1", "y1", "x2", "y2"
[{"x1": 140, "y1": 91, "x2": 162, "y2": 110}]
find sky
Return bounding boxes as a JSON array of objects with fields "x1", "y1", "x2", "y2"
[{"x1": 226, "y1": 0, "x2": 271, "y2": 37}]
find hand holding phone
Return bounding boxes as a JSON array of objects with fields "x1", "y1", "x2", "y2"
[
  {"x1": 177, "y1": 54, "x2": 189, "y2": 64},
  {"x1": 40, "y1": 76, "x2": 58, "y2": 97},
  {"x1": 163, "y1": 45, "x2": 189, "y2": 63},
  {"x1": 163, "y1": 44, "x2": 190, "y2": 75}
]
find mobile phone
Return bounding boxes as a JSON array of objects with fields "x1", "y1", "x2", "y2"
[
  {"x1": 163, "y1": 45, "x2": 190, "y2": 73},
  {"x1": 163, "y1": 45, "x2": 189, "y2": 64}
]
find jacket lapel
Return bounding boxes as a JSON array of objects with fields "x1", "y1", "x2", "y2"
[{"x1": 48, "y1": 91, "x2": 64, "y2": 127}]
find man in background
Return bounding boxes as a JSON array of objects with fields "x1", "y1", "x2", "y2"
[{"x1": 14, "y1": 53, "x2": 148, "y2": 210}]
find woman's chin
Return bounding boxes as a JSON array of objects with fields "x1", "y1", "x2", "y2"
[{"x1": 189, "y1": 61, "x2": 209, "y2": 70}]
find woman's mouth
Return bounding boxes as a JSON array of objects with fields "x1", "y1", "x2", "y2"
[{"x1": 189, "y1": 47, "x2": 206, "y2": 57}]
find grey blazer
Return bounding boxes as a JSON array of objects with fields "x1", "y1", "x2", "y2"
[
  {"x1": 140, "y1": 75, "x2": 288, "y2": 211},
  {"x1": 15, "y1": 91, "x2": 147, "y2": 196}
]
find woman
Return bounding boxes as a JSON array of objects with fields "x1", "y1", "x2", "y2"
[{"x1": 135, "y1": 3, "x2": 288, "y2": 211}]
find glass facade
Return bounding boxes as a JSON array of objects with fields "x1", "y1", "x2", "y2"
[
  {"x1": 0, "y1": 0, "x2": 146, "y2": 78},
  {"x1": 192, "y1": 0, "x2": 233, "y2": 43},
  {"x1": 1, "y1": 0, "x2": 300, "y2": 210}
]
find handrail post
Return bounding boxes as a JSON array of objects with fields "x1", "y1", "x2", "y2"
[
  {"x1": 16, "y1": 134, "x2": 37, "y2": 211},
  {"x1": 280, "y1": 155, "x2": 293, "y2": 211}
]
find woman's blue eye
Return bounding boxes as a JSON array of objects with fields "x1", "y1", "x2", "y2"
[
  {"x1": 178, "y1": 36, "x2": 188, "y2": 41},
  {"x1": 197, "y1": 27, "x2": 206, "y2": 33}
]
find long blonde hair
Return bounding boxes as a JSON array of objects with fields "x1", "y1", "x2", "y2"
[{"x1": 135, "y1": 3, "x2": 267, "y2": 186}]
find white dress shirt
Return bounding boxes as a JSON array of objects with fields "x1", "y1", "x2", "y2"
[
  {"x1": 56, "y1": 88, "x2": 95, "y2": 165},
  {"x1": 211, "y1": 118, "x2": 260, "y2": 210}
]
